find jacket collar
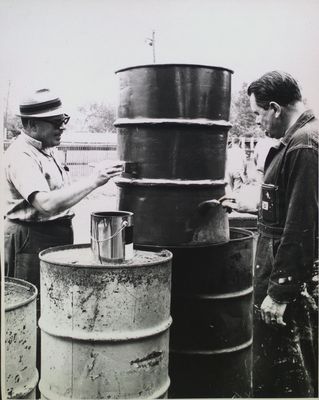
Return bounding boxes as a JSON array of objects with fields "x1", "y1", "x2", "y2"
[{"x1": 280, "y1": 109, "x2": 315, "y2": 146}]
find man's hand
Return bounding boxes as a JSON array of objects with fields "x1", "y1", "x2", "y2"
[
  {"x1": 219, "y1": 196, "x2": 238, "y2": 213},
  {"x1": 93, "y1": 162, "x2": 124, "y2": 187},
  {"x1": 260, "y1": 295, "x2": 287, "y2": 326}
]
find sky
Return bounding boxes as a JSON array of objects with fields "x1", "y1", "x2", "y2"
[{"x1": 1, "y1": 0, "x2": 319, "y2": 117}]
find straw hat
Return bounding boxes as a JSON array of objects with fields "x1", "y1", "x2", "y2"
[{"x1": 16, "y1": 88, "x2": 66, "y2": 118}]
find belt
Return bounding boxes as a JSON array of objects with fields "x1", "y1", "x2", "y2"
[
  {"x1": 8, "y1": 217, "x2": 73, "y2": 227},
  {"x1": 257, "y1": 221, "x2": 284, "y2": 237}
]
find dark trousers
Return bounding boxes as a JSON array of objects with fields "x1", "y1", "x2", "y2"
[
  {"x1": 5, "y1": 218, "x2": 74, "y2": 290},
  {"x1": 253, "y1": 235, "x2": 318, "y2": 397}
]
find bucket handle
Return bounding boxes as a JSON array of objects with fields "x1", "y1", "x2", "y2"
[{"x1": 91, "y1": 220, "x2": 129, "y2": 243}]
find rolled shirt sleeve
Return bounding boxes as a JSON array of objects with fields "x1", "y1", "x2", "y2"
[{"x1": 6, "y1": 152, "x2": 51, "y2": 202}]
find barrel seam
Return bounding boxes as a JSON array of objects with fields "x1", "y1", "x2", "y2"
[
  {"x1": 39, "y1": 317, "x2": 172, "y2": 341},
  {"x1": 171, "y1": 338, "x2": 253, "y2": 355},
  {"x1": 175, "y1": 286, "x2": 253, "y2": 299}
]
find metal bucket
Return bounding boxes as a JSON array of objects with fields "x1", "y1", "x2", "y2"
[
  {"x1": 142, "y1": 228, "x2": 253, "y2": 398},
  {"x1": 4, "y1": 277, "x2": 39, "y2": 399},
  {"x1": 38, "y1": 244, "x2": 172, "y2": 399},
  {"x1": 91, "y1": 211, "x2": 133, "y2": 263},
  {"x1": 117, "y1": 178, "x2": 229, "y2": 246}
]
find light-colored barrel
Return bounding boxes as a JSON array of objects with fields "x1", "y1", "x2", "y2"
[
  {"x1": 38, "y1": 244, "x2": 172, "y2": 399},
  {"x1": 4, "y1": 277, "x2": 38, "y2": 399}
]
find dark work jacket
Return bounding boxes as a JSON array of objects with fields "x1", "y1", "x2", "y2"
[{"x1": 255, "y1": 109, "x2": 318, "y2": 304}]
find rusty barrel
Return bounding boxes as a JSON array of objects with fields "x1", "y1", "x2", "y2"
[
  {"x1": 166, "y1": 228, "x2": 254, "y2": 398},
  {"x1": 38, "y1": 244, "x2": 172, "y2": 399},
  {"x1": 115, "y1": 64, "x2": 232, "y2": 181},
  {"x1": 5, "y1": 277, "x2": 39, "y2": 399}
]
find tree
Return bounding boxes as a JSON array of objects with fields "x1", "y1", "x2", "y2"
[
  {"x1": 230, "y1": 82, "x2": 264, "y2": 138},
  {"x1": 77, "y1": 102, "x2": 117, "y2": 133},
  {"x1": 4, "y1": 112, "x2": 22, "y2": 139}
]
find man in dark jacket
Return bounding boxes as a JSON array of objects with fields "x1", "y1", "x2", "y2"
[{"x1": 247, "y1": 71, "x2": 318, "y2": 397}]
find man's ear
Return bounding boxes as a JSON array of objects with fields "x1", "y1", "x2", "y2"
[
  {"x1": 269, "y1": 101, "x2": 281, "y2": 118},
  {"x1": 28, "y1": 119, "x2": 37, "y2": 132}
]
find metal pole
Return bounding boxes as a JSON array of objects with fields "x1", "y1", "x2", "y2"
[
  {"x1": 152, "y1": 31, "x2": 156, "y2": 63},
  {"x1": 4, "y1": 80, "x2": 11, "y2": 139}
]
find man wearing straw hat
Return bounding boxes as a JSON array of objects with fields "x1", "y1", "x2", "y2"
[{"x1": 4, "y1": 88, "x2": 122, "y2": 290}]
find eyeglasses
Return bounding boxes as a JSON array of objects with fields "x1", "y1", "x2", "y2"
[{"x1": 38, "y1": 114, "x2": 70, "y2": 128}]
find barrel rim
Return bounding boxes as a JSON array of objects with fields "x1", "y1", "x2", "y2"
[
  {"x1": 135, "y1": 227, "x2": 253, "y2": 250},
  {"x1": 115, "y1": 63, "x2": 234, "y2": 74},
  {"x1": 39, "y1": 317, "x2": 172, "y2": 342},
  {"x1": 6, "y1": 370, "x2": 39, "y2": 399},
  {"x1": 91, "y1": 210, "x2": 134, "y2": 218},
  {"x1": 5, "y1": 277, "x2": 38, "y2": 312},
  {"x1": 115, "y1": 177, "x2": 227, "y2": 188},
  {"x1": 170, "y1": 338, "x2": 253, "y2": 356},
  {"x1": 39, "y1": 243, "x2": 173, "y2": 268},
  {"x1": 114, "y1": 117, "x2": 233, "y2": 128}
]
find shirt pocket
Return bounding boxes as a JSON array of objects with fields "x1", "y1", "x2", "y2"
[{"x1": 260, "y1": 183, "x2": 280, "y2": 224}]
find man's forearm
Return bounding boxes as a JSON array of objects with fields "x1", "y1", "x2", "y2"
[{"x1": 31, "y1": 176, "x2": 99, "y2": 215}]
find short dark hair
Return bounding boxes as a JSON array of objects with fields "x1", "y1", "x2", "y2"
[{"x1": 247, "y1": 71, "x2": 302, "y2": 110}]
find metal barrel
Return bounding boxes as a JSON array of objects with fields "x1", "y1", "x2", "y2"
[
  {"x1": 4, "y1": 277, "x2": 39, "y2": 399},
  {"x1": 115, "y1": 64, "x2": 233, "y2": 122},
  {"x1": 115, "y1": 64, "x2": 233, "y2": 181},
  {"x1": 117, "y1": 178, "x2": 229, "y2": 246},
  {"x1": 117, "y1": 124, "x2": 229, "y2": 180},
  {"x1": 228, "y1": 211, "x2": 258, "y2": 263},
  {"x1": 228, "y1": 211, "x2": 258, "y2": 230},
  {"x1": 115, "y1": 64, "x2": 232, "y2": 246},
  {"x1": 139, "y1": 228, "x2": 253, "y2": 398},
  {"x1": 38, "y1": 244, "x2": 172, "y2": 399}
]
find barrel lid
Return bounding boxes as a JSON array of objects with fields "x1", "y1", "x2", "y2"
[
  {"x1": 5, "y1": 277, "x2": 38, "y2": 312},
  {"x1": 115, "y1": 63, "x2": 234, "y2": 74},
  {"x1": 39, "y1": 244, "x2": 172, "y2": 268}
]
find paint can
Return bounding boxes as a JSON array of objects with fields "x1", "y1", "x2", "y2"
[{"x1": 91, "y1": 211, "x2": 133, "y2": 263}]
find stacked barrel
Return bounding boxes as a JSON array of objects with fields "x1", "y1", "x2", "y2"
[
  {"x1": 115, "y1": 64, "x2": 254, "y2": 398},
  {"x1": 5, "y1": 278, "x2": 39, "y2": 399},
  {"x1": 38, "y1": 245, "x2": 172, "y2": 399}
]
